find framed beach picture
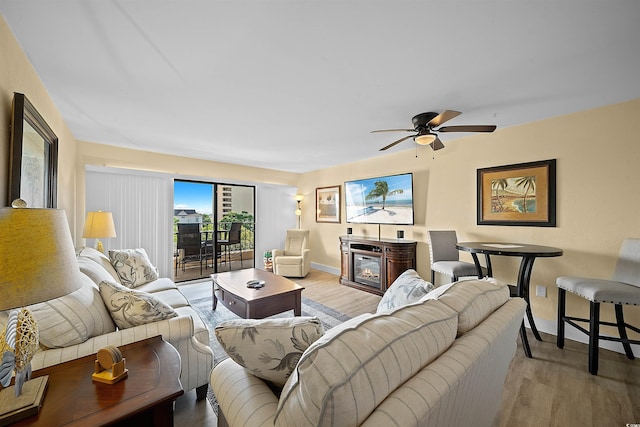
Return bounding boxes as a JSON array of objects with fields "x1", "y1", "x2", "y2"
[
  {"x1": 477, "y1": 159, "x2": 556, "y2": 227},
  {"x1": 316, "y1": 186, "x2": 341, "y2": 223}
]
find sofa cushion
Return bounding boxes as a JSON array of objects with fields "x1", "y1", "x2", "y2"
[
  {"x1": 77, "y1": 256, "x2": 117, "y2": 288},
  {"x1": 275, "y1": 299, "x2": 457, "y2": 427},
  {"x1": 99, "y1": 280, "x2": 177, "y2": 329},
  {"x1": 149, "y1": 289, "x2": 190, "y2": 309},
  {"x1": 215, "y1": 317, "x2": 324, "y2": 388},
  {"x1": 377, "y1": 269, "x2": 434, "y2": 313},
  {"x1": 108, "y1": 248, "x2": 159, "y2": 288},
  {"x1": 77, "y1": 246, "x2": 120, "y2": 282},
  {"x1": 427, "y1": 278, "x2": 510, "y2": 334},
  {"x1": 28, "y1": 273, "x2": 116, "y2": 348},
  {"x1": 276, "y1": 256, "x2": 303, "y2": 265},
  {"x1": 136, "y1": 278, "x2": 178, "y2": 294},
  {"x1": 285, "y1": 235, "x2": 305, "y2": 256}
]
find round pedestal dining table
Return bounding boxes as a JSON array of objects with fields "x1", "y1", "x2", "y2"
[{"x1": 456, "y1": 242, "x2": 563, "y2": 358}]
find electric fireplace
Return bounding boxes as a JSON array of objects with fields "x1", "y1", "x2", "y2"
[{"x1": 353, "y1": 251, "x2": 382, "y2": 289}]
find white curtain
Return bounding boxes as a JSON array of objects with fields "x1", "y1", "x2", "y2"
[
  {"x1": 254, "y1": 185, "x2": 297, "y2": 265},
  {"x1": 85, "y1": 167, "x2": 174, "y2": 277}
]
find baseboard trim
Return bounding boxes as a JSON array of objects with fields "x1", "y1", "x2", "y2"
[{"x1": 310, "y1": 262, "x2": 340, "y2": 276}]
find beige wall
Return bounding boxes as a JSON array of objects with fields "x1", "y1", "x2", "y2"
[
  {"x1": 299, "y1": 98, "x2": 640, "y2": 333},
  {"x1": 0, "y1": 15, "x2": 78, "y2": 233},
  {"x1": 2, "y1": 12, "x2": 638, "y2": 339}
]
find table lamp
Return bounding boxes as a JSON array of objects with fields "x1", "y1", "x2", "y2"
[
  {"x1": 82, "y1": 211, "x2": 117, "y2": 253},
  {"x1": 0, "y1": 202, "x2": 84, "y2": 423}
]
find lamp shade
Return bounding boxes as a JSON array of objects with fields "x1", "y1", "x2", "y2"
[
  {"x1": 82, "y1": 211, "x2": 117, "y2": 238},
  {"x1": 415, "y1": 134, "x2": 437, "y2": 145},
  {"x1": 0, "y1": 207, "x2": 84, "y2": 311}
]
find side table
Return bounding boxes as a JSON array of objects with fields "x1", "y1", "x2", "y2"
[{"x1": 13, "y1": 335, "x2": 183, "y2": 427}]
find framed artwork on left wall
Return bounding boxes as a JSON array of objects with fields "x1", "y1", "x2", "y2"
[
  {"x1": 316, "y1": 185, "x2": 341, "y2": 223},
  {"x1": 8, "y1": 92, "x2": 58, "y2": 208}
]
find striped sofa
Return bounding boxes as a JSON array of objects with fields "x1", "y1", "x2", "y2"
[
  {"x1": 0, "y1": 246, "x2": 214, "y2": 400},
  {"x1": 210, "y1": 278, "x2": 526, "y2": 426}
]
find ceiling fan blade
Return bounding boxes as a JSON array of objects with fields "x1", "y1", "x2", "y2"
[
  {"x1": 428, "y1": 110, "x2": 461, "y2": 127},
  {"x1": 371, "y1": 129, "x2": 415, "y2": 133},
  {"x1": 379, "y1": 134, "x2": 416, "y2": 151},
  {"x1": 430, "y1": 137, "x2": 445, "y2": 151},
  {"x1": 438, "y1": 125, "x2": 497, "y2": 133}
]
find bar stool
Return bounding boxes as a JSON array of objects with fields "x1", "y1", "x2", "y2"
[{"x1": 556, "y1": 238, "x2": 640, "y2": 375}]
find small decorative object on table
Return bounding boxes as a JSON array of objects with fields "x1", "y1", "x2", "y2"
[
  {"x1": 92, "y1": 346, "x2": 128, "y2": 384},
  {"x1": 246, "y1": 280, "x2": 265, "y2": 289}
]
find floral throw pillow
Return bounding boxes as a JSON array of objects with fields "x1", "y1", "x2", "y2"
[
  {"x1": 215, "y1": 317, "x2": 324, "y2": 388},
  {"x1": 98, "y1": 280, "x2": 177, "y2": 329},
  {"x1": 109, "y1": 248, "x2": 159, "y2": 288},
  {"x1": 376, "y1": 269, "x2": 435, "y2": 313}
]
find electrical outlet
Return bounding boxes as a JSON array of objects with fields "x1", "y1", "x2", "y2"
[{"x1": 535, "y1": 285, "x2": 547, "y2": 298}]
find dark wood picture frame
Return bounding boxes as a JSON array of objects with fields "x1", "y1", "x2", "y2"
[
  {"x1": 316, "y1": 185, "x2": 341, "y2": 223},
  {"x1": 477, "y1": 159, "x2": 556, "y2": 227},
  {"x1": 9, "y1": 93, "x2": 58, "y2": 208}
]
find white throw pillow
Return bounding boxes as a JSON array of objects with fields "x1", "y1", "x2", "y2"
[
  {"x1": 108, "y1": 248, "x2": 159, "y2": 288},
  {"x1": 98, "y1": 280, "x2": 177, "y2": 329},
  {"x1": 215, "y1": 317, "x2": 325, "y2": 388},
  {"x1": 376, "y1": 269, "x2": 435, "y2": 313}
]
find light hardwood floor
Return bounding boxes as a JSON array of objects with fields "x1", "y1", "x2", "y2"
[{"x1": 174, "y1": 269, "x2": 640, "y2": 427}]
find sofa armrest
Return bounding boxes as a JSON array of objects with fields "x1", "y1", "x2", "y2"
[
  {"x1": 272, "y1": 249, "x2": 285, "y2": 258},
  {"x1": 210, "y1": 358, "x2": 279, "y2": 427},
  {"x1": 302, "y1": 248, "x2": 311, "y2": 269},
  {"x1": 32, "y1": 315, "x2": 213, "y2": 393}
]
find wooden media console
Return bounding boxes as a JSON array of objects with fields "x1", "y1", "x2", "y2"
[{"x1": 339, "y1": 236, "x2": 417, "y2": 296}]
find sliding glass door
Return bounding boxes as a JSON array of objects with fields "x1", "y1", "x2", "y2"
[{"x1": 174, "y1": 180, "x2": 255, "y2": 282}]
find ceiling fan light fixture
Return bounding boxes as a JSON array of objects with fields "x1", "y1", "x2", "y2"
[{"x1": 415, "y1": 134, "x2": 437, "y2": 145}]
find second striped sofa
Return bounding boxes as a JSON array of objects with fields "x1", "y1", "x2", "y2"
[{"x1": 210, "y1": 277, "x2": 526, "y2": 427}]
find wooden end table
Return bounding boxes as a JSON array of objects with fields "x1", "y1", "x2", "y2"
[
  {"x1": 212, "y1": 268, "x2": 304, "y2": 319},
  {"x1": 14, "y1": 336, "x2": 183, "y2": 427}
]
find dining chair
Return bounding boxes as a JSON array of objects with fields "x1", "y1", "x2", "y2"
[
  {"x1": 428, "y1": 230, "x2": 487, "y2": 285},
  {"x1": 176, "y1": 223, "x2": 207, "y2": 274},
  {"x1": 556, "y1": 237, "x2": 640, "y2": 375},
  {"x1": 218, "y1": 222, "x2": 243, "y2": 271}
]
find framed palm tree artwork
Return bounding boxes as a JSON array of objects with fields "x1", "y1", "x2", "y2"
[{"x1": 477, "y1": 159, "x2": 556, "y2": 227}]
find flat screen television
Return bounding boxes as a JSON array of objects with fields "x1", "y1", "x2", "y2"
[{"x1": 344, "y1": 172, "x2": 414, "y2": 225}]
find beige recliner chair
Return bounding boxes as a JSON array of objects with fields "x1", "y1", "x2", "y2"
[{"x1": 273, "y1": 229, "x2": 311, "y2": 278}]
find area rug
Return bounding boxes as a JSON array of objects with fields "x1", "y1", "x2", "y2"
[{"x1": 190, "y1": 295, "x2": 352, "y2": 413}]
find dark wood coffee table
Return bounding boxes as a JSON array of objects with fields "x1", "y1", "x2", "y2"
[
  {"x1": 14, "y1": 336, "x2": 183, "y2": 427},
  {"x1": 212, "y1": 268, "x2": 304, "y2": 319}
]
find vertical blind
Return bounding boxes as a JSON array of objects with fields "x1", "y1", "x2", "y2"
[{"x1": 85, "y1": 167, "x2": 174, "y2": 277}]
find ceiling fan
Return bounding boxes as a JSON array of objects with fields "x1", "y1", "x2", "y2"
[{"x1": 372, "y1": 110, "x2": 496, "y2": 151}]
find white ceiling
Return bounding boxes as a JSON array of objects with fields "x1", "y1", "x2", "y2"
[{"x1": 2, "y1": 1, "x2": 639, "y2": 173}]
